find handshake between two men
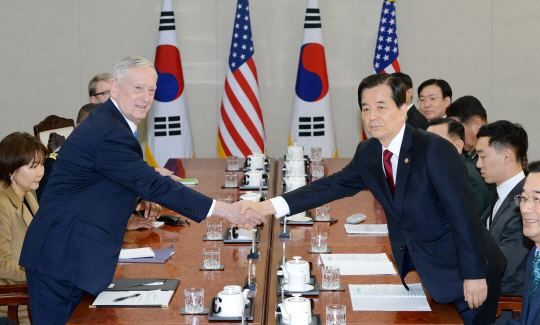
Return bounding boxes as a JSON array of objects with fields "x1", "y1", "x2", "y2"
[{"x1": 211, "y1": 200, "x2": 277, "y2": 230}]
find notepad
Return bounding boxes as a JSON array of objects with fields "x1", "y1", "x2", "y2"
[
  {"x1": 320, "y1": 253, "x2": 397, "y2": 275},
  {"x1": 344, "y1": 224, "x2": 388, "y2": 235},
  {"x1": 179, "y1": 178, "x2": 198, "y2": 185},
  {"x1": 92, "y1": 290, "x2": 174, "y2": 307},
  {"x1": 119, "y1": 247, "x2": 155, "y2": 260},
  {"x1": 349, "y1": 283, "x2": 431, "y2": 311}
]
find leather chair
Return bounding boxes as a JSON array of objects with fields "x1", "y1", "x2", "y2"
[
  {"x1": 0, "y1": 284, "x2": 31, "y2": 324},
  {"x1": 33, "y1": 115, "x2": 75, "y2": 150}
]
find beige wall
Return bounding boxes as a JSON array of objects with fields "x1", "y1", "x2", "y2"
[{"x1": 1, "y1": 0, "x2": 539, "y2": 160}]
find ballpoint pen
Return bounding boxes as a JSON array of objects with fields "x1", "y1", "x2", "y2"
[
  {"x1": 185, "y1": 218, "x2": 191, "y2": 225},
  {"x1": 113, "y1": 293, "x2": 141, "y2": 302}
]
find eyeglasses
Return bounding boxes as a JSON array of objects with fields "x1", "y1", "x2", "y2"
[
  {"x1": 419, "y1": 97, "x2": 442, "y2": 105},
  {"x1": 514, "y1": 195, "x2": 540, "y2": 207},
  {"x1": 94, "y1": 90, "x2": 111, "y2": 98}
]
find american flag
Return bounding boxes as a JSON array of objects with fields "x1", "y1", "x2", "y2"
[
  {"x1": 373, "y1": 0, "x2": 400, "y2": 74},
  {"x1": 217, "y1": 0, "x2": 266, "y2": 158}
]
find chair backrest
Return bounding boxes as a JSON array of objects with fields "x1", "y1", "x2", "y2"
[
  {"x1": 33, "y1": 115, "x2": 75, "y2": 148},
  {"x1": 0, "y1": 284, "x2": 31, "y2": 324},
  {"x1": 498, "y1": 295, "x2": 522, "y2": 319}
]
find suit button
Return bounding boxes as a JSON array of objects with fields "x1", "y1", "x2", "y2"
[
  {"x1": 399, "y1": 247, "x2": 404, "y2": 252},
  {"x1": 402, "y1": 226, "x2": 407, "y2": 230}
]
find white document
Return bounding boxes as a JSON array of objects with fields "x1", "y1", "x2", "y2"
[
  {"x1": 92, "y1": 290, "x2": 174, "y2": 307},
  {"x1": 320, "y1": 254, "x2": 396, "y2": 275},
  {"x1": 344, "y1": 224, "x2": 388, "y2": 235},
  {"x1": 152, "y1": 221, "x2": 165, "y2": 228},
  {"x1": 119, "y1": 247, "x2": 155, "y2": 260},
  {"x1": 349, "y1": 283, "x2": 431, "y2": 311}
]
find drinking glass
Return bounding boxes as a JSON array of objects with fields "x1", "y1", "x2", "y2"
[
  {"x1": 311, "y1": 232, "x2": 328, "y2": 253},
  {"x1": 326, "y1": 304, "x2": 346, "y2": 325},
  {"x1": 216, "y1": 194, "x2": 232, "y2": 203},
  {"x1": 227, "y1": 156, "x2": 239, "y2": 171},
  {"x1": 203, "y1": 246, "x2": 221, "y2": 269},
  {"x1": 225, "y1": 172, "x2": 238, "y2": 187},
  {"x1": 315, "y1": 203, "x2": 331, "y2": 221},
  {"x1": 311, "y1": 160, "x2": 324, "y2": 177},
  {"x1": 184, "y1": 288, "x2": 204, "y2": 313},
  {"x1": 311, "y1": 147, "x2": 322, "y2": 161},
  {"x1": 322, "y1": 266, "x2": 340, "y2": 289},
  {"x1": 206, "y1": 219, "x2": 222, "y2": 240}
]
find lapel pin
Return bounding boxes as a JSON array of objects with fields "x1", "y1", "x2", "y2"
[{"x1": 405, "y1": 158, "x2": 409, "y2": 163}]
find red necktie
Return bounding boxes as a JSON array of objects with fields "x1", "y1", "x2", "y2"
[{"x1": 383, "y1": 150, "x2": 395, "y2": 195}]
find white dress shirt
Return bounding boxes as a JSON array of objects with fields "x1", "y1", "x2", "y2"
[
  {"x1": 487, "y1": 171, "x2": 525, "y2": 229},
  {"x1": 111, "y1": 98, "x2": 216, "y2": 217},
  {"x1": 270, "y1": 124, "x2": 407, "y2": 218}
]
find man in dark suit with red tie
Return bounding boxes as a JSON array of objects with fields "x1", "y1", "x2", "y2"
[{"x1": 244, "y1": 73, "x2": 506, "y2": 325}]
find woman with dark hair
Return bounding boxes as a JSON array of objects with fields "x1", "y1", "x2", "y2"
[{"x1": 0, "y1": 132, "x2": 47, "y2": 283}]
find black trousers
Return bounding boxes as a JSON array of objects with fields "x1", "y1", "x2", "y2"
[
  {"x1": 26, "y1": 269, "x2": 85, "y2": 325},
  {"x1": 453, "y1": 275, "x2": 502, "y2": 325}
]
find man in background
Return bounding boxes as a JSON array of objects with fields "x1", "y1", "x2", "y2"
[
  {"x1": 476, "y1": 121, "x2": 533, "y2": 297},
  {"x1": 427, "y1": 118, "x2": 491, "y2": 216},
  {"x1": 418, "y1": 78, "x2": 452, "y2": 121},
  {"x1": 88, "y1": 72, "x2": 112, "y2": 103},
  {"x1": 392, "y1": 72, "x2": 428, "y2": 130}
]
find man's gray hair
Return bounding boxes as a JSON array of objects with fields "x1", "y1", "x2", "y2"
[
  {"x1": 88, "y1": 72, "x2": 113, "y2": 97},
  {"x1": 113, "y1": 56, "x2": 156, "y2": 85}
]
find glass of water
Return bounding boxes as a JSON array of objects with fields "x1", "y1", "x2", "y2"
[
  {"x1": 227, "y1": 156, "x2": 239, "y2": 171},
  {"x1": 184, "y1": 288, "x2": 204, "y2": 313},
  {"x1": 311, "y1": 160, "x2": 324, "y2": 177},
  {"x1": 315, "y1": 203, "x2": 331, "y2": 221},
  {"x1": 224, "y1": 172, "x2": 238, "y2": 187},
  {"x1": 322, "y1": 266, "x2": 340, "y2": 289},
  {"x1": 311, "y1": 232, "x2": 328, "y2": 253},
  {"x1": 203, "y1": 246, "x2": 221, "y2": 269},
  {"x1": 326, "y1": 304, "x2": 346, "y2": 325},
  {"x1": 206, "y1": 219, "x2": 222, "y2": 240},
  {"x1": 311, "y1": 147, "x2": 322, "y2": 161}
]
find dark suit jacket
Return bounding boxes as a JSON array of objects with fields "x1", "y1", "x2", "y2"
[
  {"x1": 36, "y1": 153, "x2": 57, "y2": 203},
  {"x1": 282, "y1": 124, "x2": 506, "y2": 303},
  {"x1": 501, "y1": 249, "x2": 540, "y2": 325},
  {"x1": 406, "y1": 105, "x2": 428, "y2": 130},
  {"x1": 481, "y1": 178, "x2": 533, "y2": 295},
  {"x1": 20, "y1": 99, "x2": 213, "y2": 295},
  {"x1": 464, "y1": 157, "x2": 491, "y2": 217}
]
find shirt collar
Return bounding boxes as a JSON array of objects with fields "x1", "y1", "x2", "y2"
[
  {"x1": 407, "y1": 103, "x2": 413, "y2": 111},
  {"x1": 496, "y1": 171, "x2": 525, "y2": 201},
  {"x1": 110, "y1": 98, "x2": 137, "y2": 134},
  {"x1": 382, "y1": 124, "x2": 406, "y2": 158}
]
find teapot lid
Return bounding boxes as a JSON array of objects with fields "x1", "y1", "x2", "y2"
[
  {"x1": 289, "y1": 256, "x2": 306, "y2": 264},
  {"x1": 287, "y1": 293, "x2": 307, "y2": 302}
]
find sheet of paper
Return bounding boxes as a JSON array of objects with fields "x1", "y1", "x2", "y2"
[
  {"x1": 349, "y1": 283, "x2": 431, "y2": 311},
  {"x1": 118, "y1": 246, "x2": 174, "y2": 264},
  {"x1": 344, "y1": 224, "x2": 388, "y2": 235},
  {"x1": 119, "y1": 247, "x2": 155, "y2": 260},
  {"x1": 92, "y1": 290, "x2": 174, "y2": 307},
  {"x1": 320, "y1": 254, "x2": 396, "y2": 275},
  {"x1": 152, "y1": 221, "x2": 164, "y2": 228}
]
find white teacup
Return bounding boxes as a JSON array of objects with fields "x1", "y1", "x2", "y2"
[
  {"x1": 246, "y1": 152, "x2": 267, "y2": 170},
  {"x1": 283, "y1": 256, "x2": 312, "y2": 284},
  {"x1": 284, "y1": 158, "x2": 305, "y2": 175},
  {"x1": 214, "y1": 287, "x2": 249, "y2": 317},
  {"x1": 290, "y1": 311, "x2": 310, "y2": 325},
  {"x1": 243, "y1": 170, "x2": 268, "y2": 186},
  {"x1": 287, "y1": 143, "x2": 304, "y2": 161},
  {"x1": 239, "y1": 192, "x2": 262, "y2": 202},
  {"x1": 278, "y1": 293, "x2": 313, "y2": 325},
  {"x1": 288, "y1": 271, "x2": 307, "y2": 291},
  {"x1": 284, "y1": 174, "x2": 307, "y2": 192}
]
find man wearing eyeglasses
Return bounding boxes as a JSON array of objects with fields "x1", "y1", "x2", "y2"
[
  {"x1": 509, "y1": 161, "x2": 540, "y2": 325},
  {"x1": 417, "y1": 79, "x2": 452, "y2": 121},
  {"x1": 88, "y1": 72, "x2": 112, "y2": 103},
  {"x1": 476, "y1": 120, "x2": 534, "y2": 299}
]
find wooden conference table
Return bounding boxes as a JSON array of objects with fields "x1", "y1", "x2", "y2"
[{"x1": 67, "y1": 158, "x2": 463, "y2": 324}]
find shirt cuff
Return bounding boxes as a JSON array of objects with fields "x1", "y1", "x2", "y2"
[
  {"x1": 206, "y1": 199, "x2": 217, "y2": 217},
  {"x1": 269, "y1": 196, "x2": 290, "y2": 218}
]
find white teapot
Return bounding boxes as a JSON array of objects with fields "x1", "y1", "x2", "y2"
[
  {"x1": 286, "y1": 143, "x2": 304, "y2": 161},
  {"x1": 283, "y1": 158, "x2": 305, "y2": 175},
  {"x1": 282, "y1": 256, "x2": 312, "y2": 284},
  {"x1": 243, "y1": 169, "x2": 268, "y2": 186},
  {"x1": 278, "y1": 293, "x2": 314, "y2": 325},
  {"x1": 284, "y1": 173, "x2": 307, "y2": 192},
  {"x1": 246, "y1": 152, "x2": 268, "y2": 170}
]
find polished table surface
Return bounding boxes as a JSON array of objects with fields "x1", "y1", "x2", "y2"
[
  {"x1": 68, "y1": 158, "x2": 276, "y2": 324},
  {"x1": 67, "y1": 157, "x2": 463, "y2": 324},
  {"x1": 266, "y1": 158, "x2": 463, "y2": 324}
]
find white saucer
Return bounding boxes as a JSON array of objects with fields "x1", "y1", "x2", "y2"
[
  {"x1": 285, "y1": 216, "x2": 311, "y2": 222},
  {"x1": 282, "y1": 284, "x2": 314, "y2": 292}
]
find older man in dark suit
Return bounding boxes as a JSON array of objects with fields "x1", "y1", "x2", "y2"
[
  {"x1": 243, "y1": 73, "x2": 506, "y2": 325},
  {"x1": 20, "y1": 56, "x2": 266, "y2": 324},
  {"x1": 500, "y1": 160, "x2": 540, "y2": 325}
]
